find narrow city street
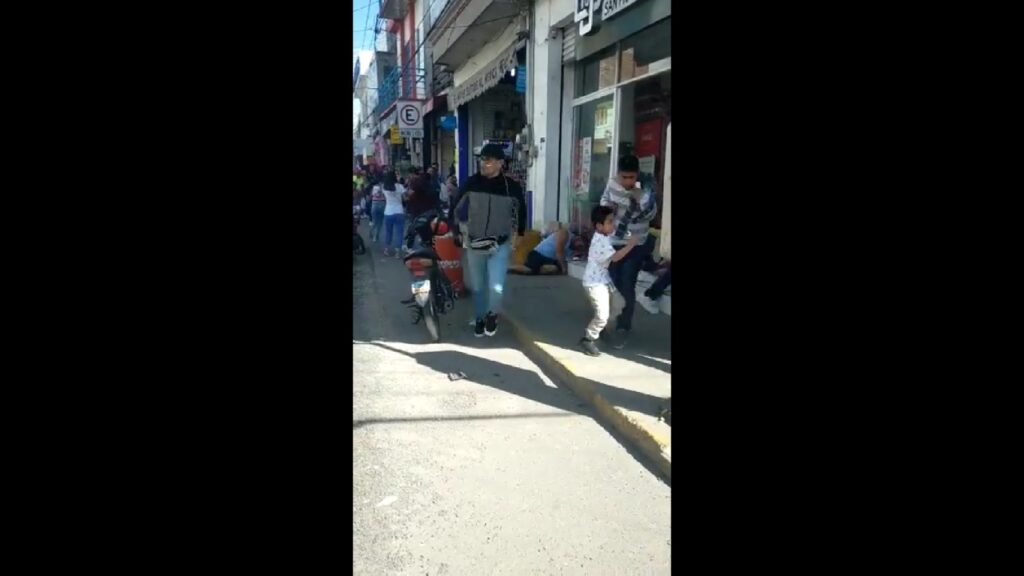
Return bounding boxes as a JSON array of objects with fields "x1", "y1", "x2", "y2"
[{"x1": 352, "y1": 226, "x2": 671, "y2": 575}]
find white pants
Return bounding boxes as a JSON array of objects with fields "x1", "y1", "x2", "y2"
[{"x1": 584, "y1": 284, "x2": 612, "y2": 341}]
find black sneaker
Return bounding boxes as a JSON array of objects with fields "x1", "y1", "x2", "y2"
[
  {"x1": 474, "y1": 318, "x2": 485, "y2": 338},
  {"x1": 579, "y1": 338, "x2": 601, "y2": 357},
  {"x1": 484, "y1": 312, "x2": 498, "y2": 337},
  {"x1": 610, "y1": 330, "x2": 628, "y2": 350}
]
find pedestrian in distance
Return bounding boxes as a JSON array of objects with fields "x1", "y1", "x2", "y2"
[
  {"x1": 600, "y1": 154, "x2": 658, "y2": 349},
  {"x1": 453, "y1": 143, "x2": 527, "y2": 338},
  {"x1": 380, "y1": 171, "x2": 407, "y2": 258},
  {"x1": 404, "y1": 166, "x2": 438, "y2": 220},
  {"x1": 368, "y1": 177, "x2": 387, "y2": 243},
  {"x1": 580, "y1": 206, "x2": 639, "y2": 357},
  {"x1": 442, "y1": 173, "x2": 457, "y2": 215},
  {"x1": 428, "y1": 163, "x2": 444, "y2": 196}
]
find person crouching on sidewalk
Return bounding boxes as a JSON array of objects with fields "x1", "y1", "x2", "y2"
[{"x1": 580, "y1": 206, "x2": 639, "y2": 357}]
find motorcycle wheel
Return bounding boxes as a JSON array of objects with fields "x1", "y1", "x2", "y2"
[{"x1": 423, "y1": 298, "x2": 440, "y2": 342}]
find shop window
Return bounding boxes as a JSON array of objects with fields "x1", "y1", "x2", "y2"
[
  {"x1": 617, "y1": 70, "x2": 671, "y2": 229},
  {"x1": 569, "y1": 93, "x2": 615, "y2": 241},
  {"x1": 619, "y1": 18, "x2": 671, "y2": 82},
  {"x1": 575, "y1": 47, "x2": 617, "y2": 97}
]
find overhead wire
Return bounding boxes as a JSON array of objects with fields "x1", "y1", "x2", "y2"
[
  {"x1": 360, "y1": 0, "x2": 373, "y2": 51},
  {"x1": 360, "y1": 2, "x2": 523, "y2": 103}
]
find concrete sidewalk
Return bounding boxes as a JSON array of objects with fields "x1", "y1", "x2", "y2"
[{"x1": 501, "y1": 273, "x2": 672, "y2": 480}]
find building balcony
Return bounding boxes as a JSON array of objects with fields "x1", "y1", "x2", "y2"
[
  {"x1": 378, "y1": 0, "x2": 409, "y2": 21},
  {"x1": 375, "y1": 66, "x2": 427, "y2": 116},
  {"x1": 428, "y1": 0, "x2": 522, "y2": 70}
]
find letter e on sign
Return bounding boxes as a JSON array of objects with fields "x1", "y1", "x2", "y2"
[{"x1": 398, "y1": 101, "x2": 422, "y2": 130}]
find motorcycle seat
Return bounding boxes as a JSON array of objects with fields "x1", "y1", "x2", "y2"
[{"x1": 403, "y1": 248, "x2": 437, "y2": 261}]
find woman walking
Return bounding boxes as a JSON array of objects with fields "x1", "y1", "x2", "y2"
[
  {"x1": 381, "y1": 171, "x2": 406, "y2": 258},
  {"x1": 369, "y1": 176, "x2": 387, "y2": 242}
]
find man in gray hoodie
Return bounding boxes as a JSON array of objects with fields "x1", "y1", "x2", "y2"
[{"x1": 600, "y1": 154, "x2": 658, "y2": 349}]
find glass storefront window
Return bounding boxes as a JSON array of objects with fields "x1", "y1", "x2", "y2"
[
  {"x1": 617, "y1": 70, "x2": 671, "y2": 229},
  {"x1": 566, "y1": 17, "x2": 673, "y2": 257},
  {"x1": 569, "y1": 94, "x2": 615, "y2": 240},
  {"x1": 619, "y1": 18, "x2": 671, "y2": 82},
  {"x1": 575, "y1": 47, "x2": 617, "y2": 98}
]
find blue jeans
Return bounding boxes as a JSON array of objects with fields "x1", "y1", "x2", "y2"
[
  {"x1": 608, "y1": 236, "x2": 654, "y2": 332},
  {"x1": 384, "y1": 213, "x2": 405, "y2": 251},
  {"x1": 465, "y1": 241, "x2": 512, "y2": 321},
  {"x1": 370, "y1": 202, "x2": 386, "y2": 241}
]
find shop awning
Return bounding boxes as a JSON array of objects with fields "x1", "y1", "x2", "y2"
[{"x1": 448, "y1": 38, "x2": 526, "y2": 110}]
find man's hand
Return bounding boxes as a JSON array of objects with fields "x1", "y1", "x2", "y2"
[{"x1": 626, "y1": 234, "x2": 639, "y2": 247}]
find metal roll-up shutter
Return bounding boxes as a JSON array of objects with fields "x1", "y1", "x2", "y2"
[
  {"x1": 562, "y1": 25, "x2": 577, "y2": 63},
  {"x1": 469, "y1": 83, "x2": 520, "y2": 148}
]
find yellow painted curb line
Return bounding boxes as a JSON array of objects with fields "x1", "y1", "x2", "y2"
[{"x1": 505, "y1": 314, "x2": 672, "y2": 482}]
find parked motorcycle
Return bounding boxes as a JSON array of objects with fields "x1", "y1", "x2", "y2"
[{"x1": 401, "y1": 210, "x2": 456, "y2": 342}]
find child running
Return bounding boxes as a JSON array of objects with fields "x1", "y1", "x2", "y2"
[{"x1": 580, "y1": 206, "x2": 639, "y2": 357}]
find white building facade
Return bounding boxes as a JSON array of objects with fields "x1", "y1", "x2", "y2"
[{"x1": 526, "y1": 0, "x2": 671, "y2": 256}]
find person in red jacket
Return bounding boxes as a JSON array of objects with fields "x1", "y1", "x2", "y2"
[{"x1": 403, "y1": 167, "x2": 438, "y2": 219}]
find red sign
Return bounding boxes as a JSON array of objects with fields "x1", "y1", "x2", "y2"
[{"x1": 635, "y1": 118, "x2": 663, "y2": 159}]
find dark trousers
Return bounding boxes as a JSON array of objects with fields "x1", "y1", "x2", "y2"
[
  {"x1": 647, "y1": 263, "x2": 672, "y2": 299},
  {"x1": 608, "y1": 236, "x2": 654, "y2": 331},
  {"x1": 524, "y1": 251, "x2": 562, "y2": 274}
]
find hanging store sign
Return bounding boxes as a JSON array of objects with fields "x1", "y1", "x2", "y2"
[
  {"x1": 448, "y1": 40, "x2": 522, "y2": 110},
  {"x1": 602, "y1": 0, "x2": 639, "y2": 20},
  {"x1": 396, "y1": 100, "x2": 424, "y2": 138},
  {"x1": 390, "y1": 127, "x2": 402, "y2": 144},
  {"x1": 575, "y1": 0, "x2": 641, "y2": 36}
]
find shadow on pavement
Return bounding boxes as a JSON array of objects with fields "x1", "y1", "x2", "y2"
[
  {"x1": 353, "y1": 412, "x2": 575, "y2": 430},
  {"x1": 600, "y1": 346, "x2": 672, "y2": 375},
  {"x1": 366, "y1": 341, "x2": 670, "y2": 486},
  {"x1": 354, "y1": 240, "x2": 670, "y2": 485},
  {"x1": 368, "y1": 341, "x2": 591, "y2": 416}
]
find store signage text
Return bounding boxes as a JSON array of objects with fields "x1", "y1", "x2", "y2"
[
  {"x1": 602, "y1": 0, "x2": 638, "y2": 20},
  {"x1": 449, "y1": 47, "x2": 518, "y2": 109},
  {"x1": 575, "y1": 0, "x2": 640, "y2": 36}
]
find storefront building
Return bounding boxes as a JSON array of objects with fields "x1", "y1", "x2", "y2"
[
  {"x1": 528, "y1": 0, "x2": 671, "y2": 253},
  {"x1": 424, "y1": 96, "x2": 457, "y2": 175},
  {"x1": 377, "y1": 0, "x2": 428, "y2": 172},
  {"x1": 429, "y1": 0, "x2": 529, "y2": 193}
]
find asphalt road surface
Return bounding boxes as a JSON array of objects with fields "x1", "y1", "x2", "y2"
[{"x1": 353, "y1": 225, "x2": 671, "y2": 575}]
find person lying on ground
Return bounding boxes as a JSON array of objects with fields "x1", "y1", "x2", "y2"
[{"x1": 508, "y1": 222, "x2": 572, "y2": 275}]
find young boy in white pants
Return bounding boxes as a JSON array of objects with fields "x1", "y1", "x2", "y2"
[{"x1": 580, "y1": 205, "x2": 639, "y2": 357}]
